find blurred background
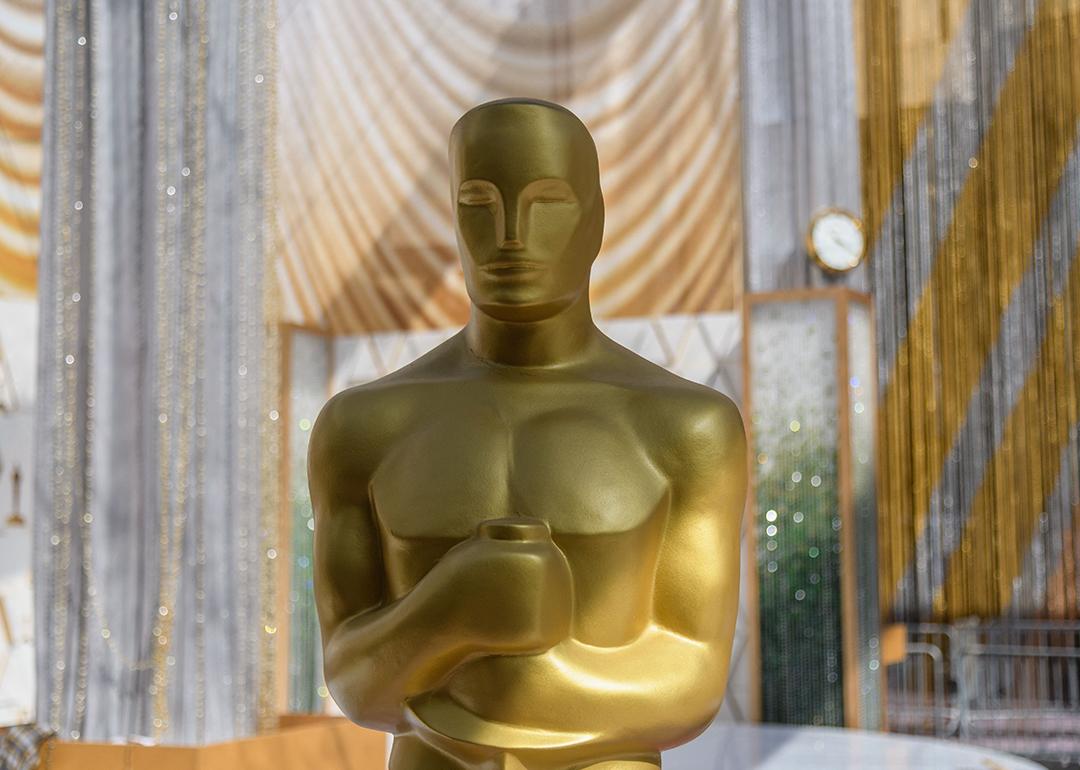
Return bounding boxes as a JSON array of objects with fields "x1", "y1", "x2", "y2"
[{"x1": 0, "y1": 0, "x2": 1078, "y2": 768}]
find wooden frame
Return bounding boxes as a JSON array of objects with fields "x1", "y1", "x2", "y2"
[
  {"x1": 742, "y1": 288, "x2": 881, "y2": 729},
  {"x1": 42, "y1": 718, "x2": 386, "y2": 770},
  {"x1": 275, "y1": 322, "x2": 334, "y2": 717},
  {"x1": 740, "y1": 297, "x2": 761, "y2": 723}
]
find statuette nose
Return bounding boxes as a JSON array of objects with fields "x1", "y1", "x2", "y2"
[{"x1": 501, "y1": 206, "x2": 524, "y2": 250}]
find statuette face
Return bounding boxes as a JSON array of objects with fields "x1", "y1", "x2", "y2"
[
  {"x1": 451, "y1": 100, "x2": 604, "y2": 322},
  {"x1": 309, "y1": 98, "x2": 747, "y2": 770}
]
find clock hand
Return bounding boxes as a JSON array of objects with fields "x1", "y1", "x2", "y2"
[{"x1": 828, "y1": 233, "x2": 852, "y2": 253}]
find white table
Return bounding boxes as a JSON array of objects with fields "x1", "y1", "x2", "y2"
[{"x1": 664, "y1": 723, "x2": 1044, "y2": 770}]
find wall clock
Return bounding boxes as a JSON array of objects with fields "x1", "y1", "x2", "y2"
[{"x1": 807, "y1": 208, "x2": 866, "y2": 273}]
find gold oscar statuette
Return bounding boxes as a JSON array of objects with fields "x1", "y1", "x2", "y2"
[{"x1": 309, "y1": 98, "x2": 748, "y2": 770}]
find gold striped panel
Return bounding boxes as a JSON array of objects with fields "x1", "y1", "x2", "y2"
[
  {"x1": 0, "y1": 0, "x2": 43, "y2": 296},
  {"x1": 857, "y1": 0, "x2": 969, "y2": 246},
  {"x1": 938, "y1": 243, "x2": 1080, "y2": 616},
  {"x1": 865, "y1": 0, "x2": 1080, "y2": 620},
  {"x1": 277, "y1": 0, "x2": 743, "y2": 333}
]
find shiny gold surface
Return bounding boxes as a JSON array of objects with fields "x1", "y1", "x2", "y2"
[{"x1": 308, "y1": 99, "x2": 747, "y2": 769}]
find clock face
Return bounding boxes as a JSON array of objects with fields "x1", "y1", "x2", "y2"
[{"x1": 810, "y1": 211, "x2": 865, "y2": 272}]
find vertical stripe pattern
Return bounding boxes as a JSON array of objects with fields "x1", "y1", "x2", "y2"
[{"x1": 862, "y1": 0, "x2": 1080, "y2": 621}]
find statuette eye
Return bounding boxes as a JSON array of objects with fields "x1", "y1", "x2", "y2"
[
  {"x1": 526, "y1": 178, "x2": 576, "y2": 205},
  {"x1": 458, "y1": 180, "x2": 498, "y2": 206}
]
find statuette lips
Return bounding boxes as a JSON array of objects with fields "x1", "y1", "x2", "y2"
[{"x1": 481, "y1": 260, "x2": 545, "y2": 275}]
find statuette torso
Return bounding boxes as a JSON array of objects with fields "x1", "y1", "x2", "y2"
[{"x1": 309, "y1": 98, "x2": 747, "y2": 770}]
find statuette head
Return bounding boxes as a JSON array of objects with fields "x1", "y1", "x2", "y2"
[{"x1": 450, "y1": 98, "x2": 604, "y2": 322}]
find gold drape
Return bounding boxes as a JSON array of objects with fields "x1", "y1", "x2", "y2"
[
  {"x1": 276, "y1": 0, "x2": 743, "y2": 333},
  {"x1": 0, "y1": 0, "x2": 44, "y2": 295}
]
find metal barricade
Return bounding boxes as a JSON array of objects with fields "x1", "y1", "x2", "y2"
[{"x1": 886, "y1": 620, "x2": 1080, "y2": 766}]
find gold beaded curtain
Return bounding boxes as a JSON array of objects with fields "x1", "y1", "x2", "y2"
[
  {"x1": 276, "y1": 0, "x2": 743, "y2": 333},
  {"x1": 861, "y1": 0, "x2": 1080, "y2": 621},
  {"x1": 0, "y1": 0, "x2": 43, "y2": 295},
  {"x1": 35, "y1": 0, "x2": 280, "y2": 743}
]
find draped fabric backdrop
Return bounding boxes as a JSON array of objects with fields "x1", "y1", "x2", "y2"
[
  {"x1": 0, "y1": 0, "x2": 43, "y2": 295},
  {"x1": 862, "y1": 0, "x2": 1080, "y2": 621},
  {"x1": 35, "y1": 0, "x2": 280, "y2": 743},
  {"x1": 276, "y1": 0, "x2": 743, "y2": 333}
]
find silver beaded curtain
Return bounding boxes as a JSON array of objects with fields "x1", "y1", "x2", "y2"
[
  {"x1": 34, "y1": 0, "x2": 280, "y2": 744},
  {"x1": 864, "y1": 0, "x2": 1080, "y2": 622},
  {"x1": 740, "y1": 0, "x2": 867, "y2": 294},
  {"x1": 739, "y1": 0, "x2": 882, "y2": 728}
]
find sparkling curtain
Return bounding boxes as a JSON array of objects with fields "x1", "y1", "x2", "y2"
[
  {"x1": 34, "y1": 0, "x2": 280, "y2": 743},
  {"x1": 862, "y1": 0, "x2": 1080, "y2": 621}
]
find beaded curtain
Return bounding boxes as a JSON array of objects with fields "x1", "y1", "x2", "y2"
[
  {"x1": 862, "y1": 0, "x2": 1080, "y2": 622},
  {"x1": 746, "y1": 296, "x2": 882, "y2": 729},
  {"x1": 34, "y1": 0, "x2": 280, "y2": 743}
]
